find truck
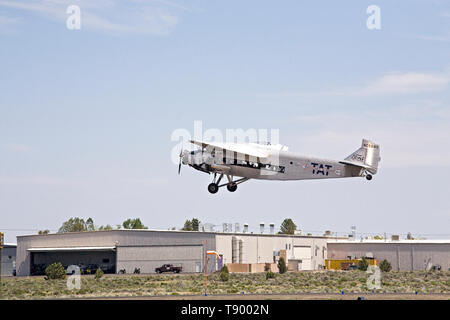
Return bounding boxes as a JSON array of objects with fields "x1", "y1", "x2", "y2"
[{"x1": 155, "y1": 264, "x2": 182, "y2": 274}]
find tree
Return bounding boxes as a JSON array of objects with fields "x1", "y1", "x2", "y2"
[
  {"x1": 98, "y1": 224, "x2": 113, "y2": 231},
  {"x1": 182, "y1": 220, "x2": 193, "y2": 231},
  {"x1": 279, "y1": 218, "x2": 297, "y2": 235},
  {"x1": 58, "y1": 217, "x2": 94, "y2": 233},
  {"x1": 45, "y1": 262, "x2": 66, "y2": 280},
  {"x1": 122, "y1": 218, "x2": 147, "y2": 229},
  {"x1": 379, "y1": 259, "x2": 392, "y2": 272},
  {"x1": 86, "y1": 218, "x2": 95, "y2": 231},
  {"x1": 374, "y1": 235, "x2": 383, "y2": 240},
  {"x1": 219, "y1": 265, "x2": 230, "y2": 282},
  {"x1": 359, "y1": 257, "x2": 369, "y2": 271},
  {"x1": 191, "y1": 218, "x2": 201, "y2": 231},
  {"x1": 95, "y1": 268, "x2": 104, "y2": 280},
  {"x1": 407, "y1": 232, "x2": 414, "y2": 240},
  {"x1": 38, "y1": 230, "x2": 50, "y2": 235},
  {"x1": 277, "y1": 257, "x2": 287, "y2": 274}
]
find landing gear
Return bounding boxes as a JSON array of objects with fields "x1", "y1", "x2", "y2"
[
  {"x1": 207, "y1": 173, "x2": 249, "y2": 193},
  {"x1": 208, "y1": 183, "x2": 219, "y2": 194},
  {"x1": 366, "y1": 174, "x2": 372, "y2": 181}
]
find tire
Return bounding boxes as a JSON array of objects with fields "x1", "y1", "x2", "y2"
[
  {"x1": 208, "y1": 183, "x2": 219, "y2": 194},
  {"x1": 227, "y1": 183, "x2": 237, "y2": 192},
  {"x1": 366, "y1": 174, "x2": 373, "y2": 181}
]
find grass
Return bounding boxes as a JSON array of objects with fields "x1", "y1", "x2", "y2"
[{"x1": 0, "y1": 270, "x2": 449, "y2": 299}]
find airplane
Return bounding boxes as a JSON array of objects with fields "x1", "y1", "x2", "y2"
[{"x1": 178, "y1": 138, "x2": 380, "y2": 194}]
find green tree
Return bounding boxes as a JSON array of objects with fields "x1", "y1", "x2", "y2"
[
  {"x1": 219, "y1": 265, "x2": 230, "y2": 282},
  {"x1": 379, "y1": 259, "x2": 392, "y2": 272},
  {"x1": 277, "y1": 257, "x2": 287, "y2": 274},
  {"x1": 86, "y1": 218, "x2": 95, "y2": 231},
  {"x1": 191, "y1": 218, "x2": 201, "y2": 231},
  {"x1": 45, "y1": 262, "x2": 66, "y2": 280},
  {"x1": 98, "y1": 224, "x2": 113, "y2": 231},
  {"x1": 266, "y1": 271, "x2": 276, "y2": 280},
  {"x1": 38, "y1": 230, "x2": 50, "y2": 235},
  {"x1": 95, "y1": 268, "x2": 104, "y2": 280},
  {"x1": 279, "y1": 218, "x2": 297, "y2": 235},
  {"x1": 182, "y1": 220, "x2": 193, "y2": 231},
  {"x1": 359, "y1": 257, "x2": 369, "y2": 271},
  {"x1": 58, "y1": 217, "x2": 94, "y2": 233},
  {"x1": 122, "y1": 218, "x2": 147, "y2": 229}
]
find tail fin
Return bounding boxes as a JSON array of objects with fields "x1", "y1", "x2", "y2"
[{"x1": 342, "y1": 139, "x2": 381, "y2": 174}]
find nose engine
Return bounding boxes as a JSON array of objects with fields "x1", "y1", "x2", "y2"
[{"x1": 180, "y1": 149, "x2": 212, "y2": 174}]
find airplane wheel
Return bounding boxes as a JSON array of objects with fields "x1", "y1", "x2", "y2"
[
  {"x1": 227, "y1": 183, "x2": 237, "y2": 192},
  {"x1": 366, "y1": 174, "x2": 372, "y2": 181},
  {"x1": 208, "y1": 183, "x2": 219, "y2": 194}
]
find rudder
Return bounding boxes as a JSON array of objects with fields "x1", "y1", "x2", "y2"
[{"x1": 343, "y1": 139, "x2": 380, "y2": 174}]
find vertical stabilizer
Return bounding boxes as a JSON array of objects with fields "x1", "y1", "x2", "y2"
[{"x1": 343, "y1": 139, "x2": 380, "y2": 174}]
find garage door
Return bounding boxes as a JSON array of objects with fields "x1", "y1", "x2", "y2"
[
  {"x1": 293, "y1": 246, "x2": 312, "y2": 270},
  {"x1": 117, "y1": 245, "x2": 203, "y2": 273}
]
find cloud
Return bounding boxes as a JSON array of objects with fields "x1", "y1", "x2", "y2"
[
  {"x1": 0, "y1": 14, "x2": 21, "y2": 33},
  {"x1": 417, "y1": 34, "x2": 450, "y2": 43},
  {"x1": 4, "y1": 143, "x2": 32, "y2": 153},
  {"x1": 287, "y1": 103, "x2": 450, "y2": 167},
  {"x1": 359, "y1": 72, "x2": 449, "y2": 95},
  {"x1": 254, "y1": 71, "x2": 450, "y2": 98},
  {"x1": 0, "y1": 0, "x2": 180, "y2": 35}
]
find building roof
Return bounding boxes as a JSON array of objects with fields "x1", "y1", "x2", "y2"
[
  {"x1": 327, "y1": 239, "x2": 450, "y2": 244},
  {"x1": 17, "y1": 228, "x2": 339, "y2": 239},
  {"x1": 3, "y1": 243, "x2": 17, "y2": 247},
  {"x1": 27, "y1": 246, "x2": 116, "y2": 252}
]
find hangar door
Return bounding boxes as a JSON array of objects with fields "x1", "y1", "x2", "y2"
[
  {"x1": 293, "y1": 246, "x2": 312, "y2": 270},
  {"x1": 28, "y1": 247, "x2": 116, "y2": 275},
  {"x1": 116, "y1": 245, "x2": 204, "y2": 274}
]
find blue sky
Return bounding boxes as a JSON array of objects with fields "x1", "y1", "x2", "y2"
[{"x1": 1, "y1": 0, "x2": 449, "y2": 243}]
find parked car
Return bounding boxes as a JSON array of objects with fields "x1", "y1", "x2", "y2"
[{"x1": 155, "y1": 264, "x2": 182, "y2": 274}]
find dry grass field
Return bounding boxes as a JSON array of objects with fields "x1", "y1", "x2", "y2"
[{"x1": 0, "y1": 270, "x2": 449, "y2": 299}]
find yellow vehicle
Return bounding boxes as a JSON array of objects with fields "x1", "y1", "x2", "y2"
[{"x1": 325, "y1": 258, "x2": 378, "y2": 270}]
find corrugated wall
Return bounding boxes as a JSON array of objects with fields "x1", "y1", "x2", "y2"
[{"x1": 327, "y1": 242, "x2": 450, "y2": 271}]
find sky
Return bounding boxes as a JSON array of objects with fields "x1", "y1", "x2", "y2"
[{"x1": 1, "y1": 0, "x2": 449, "y2": 243}]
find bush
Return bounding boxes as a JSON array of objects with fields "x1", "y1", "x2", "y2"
[
  {"x1": 379, "y1": 259, "x2": 392, "y2": 272},
  {"x1": 358, "y1": 257, "x2": 369, "y2": 271},
  {"x1": 95, "y1": 268, "x2": 104, "y2": 280},
  {"x1": 278, "y1": 257, "x2": 287, "y2": 274},
  {"x1": 220, "y1": 265, "x2": 230, "y2": 282},
  {"x1": 45, "y1": 262, "x2": 66, "y2": 280},
  {"x1": 266, "y1": 271, "x2": 276, "y2": 280}
]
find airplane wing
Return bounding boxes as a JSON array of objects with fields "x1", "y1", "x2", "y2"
[{"x1": 190, "y1": 140, "x2": 271, "y2": 162}]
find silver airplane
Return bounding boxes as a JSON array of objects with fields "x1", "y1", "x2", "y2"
[{"x1": 178, "y1": 139, "x2": 380, "y2": 194}]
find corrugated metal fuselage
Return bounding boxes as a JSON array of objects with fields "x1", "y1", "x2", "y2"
[{"x1": 192, "y1": 151, "x2": 363, "y2": 181}]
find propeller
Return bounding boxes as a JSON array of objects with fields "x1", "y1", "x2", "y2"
[{"x1": 178, "y1": 149, "x2": 183, "y2": 175}]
